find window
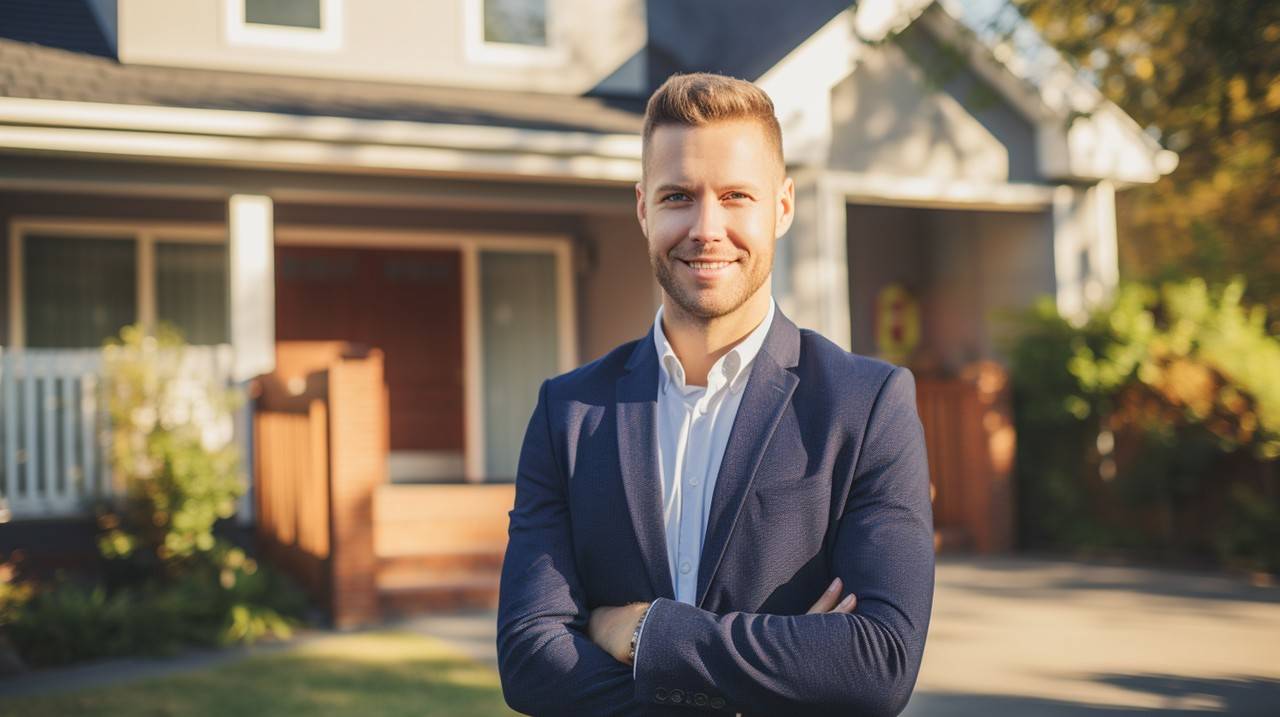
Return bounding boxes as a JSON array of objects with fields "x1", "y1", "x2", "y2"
[
  {"x1": 11, "y1": 227, "x2": 230, "y2": 349},
  {"x1": 24, "y1": 235, "x2": 136, "y2": 349},
  {"x1": 225, "y1": 0, "x2": 342, "y2": 51},
  {"x1": 483, "y1": 0, "x2": 547, "y2": 47},
  {"x1": 245, "y1": 0, "x2": 323, "y2": 29},
  {"x1": 156, "y1": 242, "x2": 230, "y2": 346},
  {"x1": 465, "y1": 0, "x2": 564, "y2": 65}
]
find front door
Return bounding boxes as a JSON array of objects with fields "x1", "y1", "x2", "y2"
[{"x1": 274, "y1": 245, "x2": 465, "y2": 478}]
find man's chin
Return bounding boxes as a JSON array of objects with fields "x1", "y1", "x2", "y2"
[{"x1": 667, "y1": 293, "x2": 747, "y2": 321}]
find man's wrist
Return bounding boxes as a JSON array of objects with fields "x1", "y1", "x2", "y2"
[{"x1": 628, "y1": 600, "x2": 656, "y2": 666}]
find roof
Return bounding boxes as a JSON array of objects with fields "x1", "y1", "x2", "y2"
[
  {"x1": 756, "y1": 0, "x2": 1177, "y2": 184},
  {"x1": 0, "y1": 0, "x2": 113, "y2": 58},
  {"x1": 0, "y1": 4, "x2": 645, "y2": 136}
]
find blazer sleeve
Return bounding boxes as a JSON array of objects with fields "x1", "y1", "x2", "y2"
[
  {"x1": 496, "y1": 380, "x2": 646, "y2": 716},
  {"x1": 632, "y1": 366, "x2": 936, "y2": 717}
]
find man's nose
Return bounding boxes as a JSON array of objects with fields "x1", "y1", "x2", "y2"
[{"x1": 687, "y1": 199, "x2": 728, "y2": 243}]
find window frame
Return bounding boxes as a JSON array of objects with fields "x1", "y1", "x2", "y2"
[
  {"x1": 463, "y1": 0, "x2": 567, "y2": 67},
  {"x1": 224, "y1": 0, "x2": 344, "y2": 52}
]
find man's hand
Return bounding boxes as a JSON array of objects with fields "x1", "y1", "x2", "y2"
[
  {"x1": 587, "y1": 601, "x2": 652, "y2": 664},
  {"x1": 807, "y1": 577, "x2": 857, "y2": 614},
  {"x1": 586, "y1": 579, "x2": 852, "y2": 666}
]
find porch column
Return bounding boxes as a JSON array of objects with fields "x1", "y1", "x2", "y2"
[
  {"x1": 779, "y1": 171, "x2": 852, "y2": 350},
  {"x1": 228, "y1": 194, "x2": 276, "y2": 381},
  {"x1": 228, "y1": 193, "x2": 276, "y2": 526},
  {"x1": 1051, "y1": 181, "x2": 1119, "y2": 324}
]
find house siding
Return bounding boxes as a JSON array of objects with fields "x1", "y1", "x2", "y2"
[
  {"x1": 116, "y1": 0, "x2": 647, "y2": 95},
  {"x1": 828, "y1": 24, "x2": 1041, "y2": 184}
]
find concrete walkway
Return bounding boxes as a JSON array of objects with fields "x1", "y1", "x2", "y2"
[{"x1": 0, "y1": 629, "x2": 332, "y2": 699}]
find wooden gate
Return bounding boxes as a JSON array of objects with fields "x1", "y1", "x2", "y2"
[{"x1": 914, "y1": 361, "x2": 1015, "y2": 553}]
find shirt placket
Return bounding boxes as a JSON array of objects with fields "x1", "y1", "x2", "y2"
[{"x1": 675, "y1": 393, "x2": 702, "y2": 603}]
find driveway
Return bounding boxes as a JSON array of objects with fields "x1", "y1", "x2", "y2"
[
  {"x1": 410, "y1": 555, "x2": 1280, "y2": 715},
  {"x1": 905, "y1": 555, "x2": 1280, "y2": 715}
]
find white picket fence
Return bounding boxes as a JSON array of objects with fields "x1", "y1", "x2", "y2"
[{"x1": 0, "y1": 345, "x2": 237, "y2": 520}]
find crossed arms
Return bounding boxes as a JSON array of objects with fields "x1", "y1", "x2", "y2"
[{"x1": 497, "y1": 367, "x2": 935, "y2": 716}]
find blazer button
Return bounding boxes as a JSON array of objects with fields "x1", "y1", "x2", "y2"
[
  {"x1": 655, "y1": 688, "x2": 667, "y2": 702},
  {"x1": 670, "y1": 689, "x2": 684, "y2": 704},
  {"x1": 711, "y1": 696, "x2": 726, "y2": 709},
  {"x1": 693, "y1": 692, "x2": 709, "y2": 706}
]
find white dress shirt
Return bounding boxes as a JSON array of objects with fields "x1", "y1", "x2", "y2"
[{"x1": 633, "y1": 297, "x2": 776, "y2": 675}]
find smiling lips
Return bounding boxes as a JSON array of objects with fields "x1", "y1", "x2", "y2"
[{"x1": 678, "y1": 257, "x2": 738, "y2": 281}]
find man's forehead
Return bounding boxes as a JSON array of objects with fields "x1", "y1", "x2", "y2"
[{"x1": 643, "y1": 121, "x2": 783, "y2": 185}]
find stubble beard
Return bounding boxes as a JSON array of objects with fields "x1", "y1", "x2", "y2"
[{"x1": 651, "y1": 246, "x2": 773, "y2": 323}]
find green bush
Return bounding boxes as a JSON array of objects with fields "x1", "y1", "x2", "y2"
[
  {"x1": 3, "y1": 555, "x2": 306, "y2": 667},
  {"x1": 0, "y1": 324, "x2": 308, "y2": 669},
  {"x1": 1006, "y1": 277, "x2": 1280, "y2": 572}
]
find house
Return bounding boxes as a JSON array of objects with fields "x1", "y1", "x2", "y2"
[{"x1": 0, "y1": 0, "x2": 1175, "y2": 626}]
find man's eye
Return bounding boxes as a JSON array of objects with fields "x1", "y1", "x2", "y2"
[
  {"x1": 724, "y1": 192, "x2": 749, "y2": 201},
  {"x1": 661, "y1": 193, "x2": 690, "y2": 202}
]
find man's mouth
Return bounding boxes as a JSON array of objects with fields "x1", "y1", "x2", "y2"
[{"x1": 682, "y1": 259, "x2": 735, "y2": 270}]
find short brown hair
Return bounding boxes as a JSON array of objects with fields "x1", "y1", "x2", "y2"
[{"x1": 641, "y1": 72, "x2": 785, "y2": 179}]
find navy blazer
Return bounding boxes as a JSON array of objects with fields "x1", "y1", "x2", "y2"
[{"x1": 497, "y1": 309, "x2": 935, "y2": 716}]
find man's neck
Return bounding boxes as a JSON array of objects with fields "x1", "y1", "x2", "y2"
[{"x1": 660, "y1": 284, "x2": 772, "y2": 387}]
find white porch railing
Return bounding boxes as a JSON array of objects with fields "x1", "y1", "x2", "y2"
[{"x1": 0, "y1": 345, "x2": 237, "y2": 521}]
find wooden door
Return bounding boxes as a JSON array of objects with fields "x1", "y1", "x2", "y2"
[{"x1": 274, "y1": 245, "x2": 464, "y2": 454}]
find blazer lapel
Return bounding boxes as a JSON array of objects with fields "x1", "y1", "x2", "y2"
[
  {"x1": 616, "y1": 328, "x2": 676, "y2": 601},
  {"x1": 695, "y1": 311, "x2": 802, "y2": 608}
]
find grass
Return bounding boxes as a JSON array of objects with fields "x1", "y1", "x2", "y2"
[{"x1": 0, "y1": 630, "x2": 518, "y2": 717}]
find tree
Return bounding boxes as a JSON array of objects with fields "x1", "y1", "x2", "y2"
[{"x1": 1004, "y1": 0, "x2": 1280, "y2": 328}]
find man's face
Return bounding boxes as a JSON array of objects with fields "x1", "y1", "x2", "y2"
[{"x1": 636, "y1": 120, "x2": 795, "y2": 321}]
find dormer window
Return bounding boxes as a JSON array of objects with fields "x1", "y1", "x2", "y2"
[
  {"x1": 225, "y1": 0, "x2": 343, "y2": 51},
  {"x1": 465, "y1": 0, "x2": 565, "y2": 65}
]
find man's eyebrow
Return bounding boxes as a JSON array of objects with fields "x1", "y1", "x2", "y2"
[
  {"x1": 654, "y1": 183, "x2": 692, "y2": 194},
  {"x1": 652, "y1": 183, "x2": 762, "y2": 194}
]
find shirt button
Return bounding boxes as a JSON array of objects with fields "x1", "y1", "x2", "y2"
[
  {"x1": 688, "y1": 477, "x2": 700, "y2": 487},
  {"x1": 680, "y1": 561, "x2": 692, "y2": 575}
]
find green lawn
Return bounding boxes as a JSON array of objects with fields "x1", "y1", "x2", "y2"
[{"x1": 1, "y1": 630, "x2": 518, "y2": 717}]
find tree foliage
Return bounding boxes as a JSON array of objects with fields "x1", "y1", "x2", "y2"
[{"x1": 1007, "y1": 0, "x2": 1280, "y2": 327}]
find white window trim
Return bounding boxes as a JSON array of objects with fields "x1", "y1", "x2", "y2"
[
  {"x1": 225, "y1": 0, "x2": 344, "y2": 53},
  {"x1": 8, "y1": 219, "x2": 225, "y2": 349},
  {"x1": 463, "y1": 0, "x2": 567, "y2": 67}
]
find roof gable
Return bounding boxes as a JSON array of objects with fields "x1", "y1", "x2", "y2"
[{"x1": 758, "y1": 0, "x2": 1177, "y2": 184}]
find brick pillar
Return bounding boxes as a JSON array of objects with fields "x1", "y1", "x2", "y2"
[{"x1": 325, "y1": 348, "x2": 387, "y2": 629}]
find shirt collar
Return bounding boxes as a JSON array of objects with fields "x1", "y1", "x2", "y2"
[{"x1": 652, "y1": 297, "x2": 776, "y2": 396}]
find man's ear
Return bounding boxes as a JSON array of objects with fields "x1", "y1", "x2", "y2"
[
  {"x1": 635, "y1": 181, "x2": 648, "y2": 236},
  {"x1": 775, "y1": 176, "x2": 796, "y2": 239}
]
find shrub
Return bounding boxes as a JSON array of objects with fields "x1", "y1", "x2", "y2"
[
  {"x1": 1005, "y1": 277, "x2": 1280, "y2": 572},
  {"x1": 1, "y1": 324, "x2": 307, "y2": 669}
]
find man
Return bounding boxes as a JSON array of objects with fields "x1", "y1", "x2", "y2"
[{"x1": 497, "y1": 72, "x2": 935, "y2": 716}]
